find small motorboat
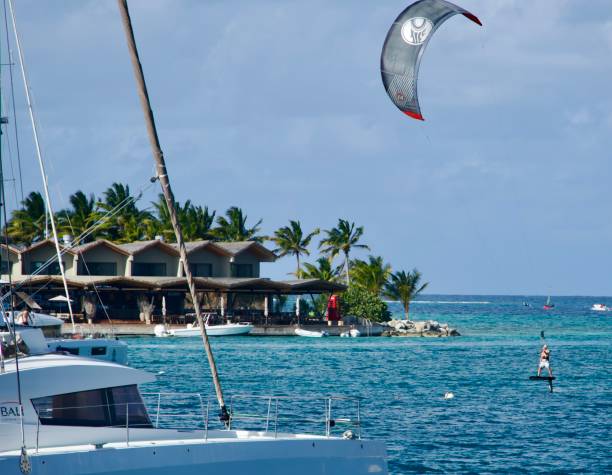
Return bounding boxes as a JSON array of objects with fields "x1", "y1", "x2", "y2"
[
  {"x1": 155, "y1": 316, "x2": 253, "y2": 337},
  {"x1": 543, "y1": 296, "x2": 555, "y2": 310},
  {"x1": 591, "y1": 303, "x2": 610, "y2": 312},
  {"x1": 295, "y1": 328, "x2": 328, "y2": 338},
  {"x1": 340, "y1": 328, "x2": 361, "y2": 338}
]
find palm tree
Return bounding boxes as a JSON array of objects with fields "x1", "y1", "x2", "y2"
[
  {"x1": 213, "y1": 206, "x2": 264, "y2": 242},
  {"x1": 6, "y1": 191, "x2": 48, "y2": 245},
  {"x1": 384, "y1": 269, "x2": 429, "y2": 320},
  {"x1": 98, "y1": 183, "x2": 153, "y2": 241},
  {"x1": 300, "y1": 257, "x2": 343, "y2": 282},
  {"x1": 271, "y1": 220, "x2": 319, "y2": 276},
  {"x1": 351, "y1": 255, "x2": 391, "y2": 296},
  {"x1": 58, "y1": 191, "x2": 97, "y2": 242},
  {"x1": 152, "y1": 194, "x2": 216, "y2": 242},
  {"x1": 319, "y1": 219, "x2": 369, "y2": 285}
]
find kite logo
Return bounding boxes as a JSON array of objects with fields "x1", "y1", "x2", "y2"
[{"x1": 401, "y1": 17, "x2": 433, "y2": 45}]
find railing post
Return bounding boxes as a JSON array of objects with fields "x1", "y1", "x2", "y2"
[
  {"x1": 357, "y1": 399, "x2": 362, "y2": 440},
  {"x1": 265, "y1": 397, "x2": 272, "y2": 433},
  {"x1": 155, "y1": 393, "x2": 161, "y2": 428},
  {"x1": 197, "y1": 394, "x2": 206, "y2": 440},
  {"x1": 274, "y1": 399, "x2": 279, "y2": 439},
  {"x1": 205, "y1": 399, "x2": 210, "y2": 441},
  {"x1": 326, "y1": 398, "x2": 332, "y2": 438},
  {"x1": 228, "y1": 396, "x2": 233, "y2": 430},
  {"x1": 125, "y1": 403, "x2": 130, "y2": 446}
]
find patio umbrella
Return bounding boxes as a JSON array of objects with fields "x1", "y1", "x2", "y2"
[{"x1": 49, "y1": 295, "x2": 73, "y2": 303}]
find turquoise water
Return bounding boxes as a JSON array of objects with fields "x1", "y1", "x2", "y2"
[{"x1": 124, "y1": 296, "x2": 611, "y2": 474}]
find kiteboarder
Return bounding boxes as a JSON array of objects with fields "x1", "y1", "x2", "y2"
[{"x1": 537, "y1": 344, "x2": 553, "y2": 377}]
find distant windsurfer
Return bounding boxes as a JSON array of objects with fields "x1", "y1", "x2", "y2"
[{"x1": 537, "y1": 344, "x2": 552, "y2": 377}]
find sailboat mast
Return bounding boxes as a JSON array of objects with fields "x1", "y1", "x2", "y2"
[
  {"x1": 117, "y1": 0, "x2": 228, "y2": 418},
  {"x1": 7, "y1": 0, "x2": 75, "y2": 331}
]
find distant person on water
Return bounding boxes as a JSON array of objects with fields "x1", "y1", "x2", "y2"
[{"x1": 537, "y1": 344, "x2": 552, "y2": 377}]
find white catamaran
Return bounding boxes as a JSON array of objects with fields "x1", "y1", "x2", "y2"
[{"x1": 0, "y1": 1, "x2": 388, "y2": 473}]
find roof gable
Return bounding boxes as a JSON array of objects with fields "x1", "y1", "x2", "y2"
[
  {"x1": 22, "y1": 239, "x2": 76, "y2": 256},
  {"x1": 216, "y1": 241, "x2": 276, "y2": 262},
  {"x1": 118, "y1": 239, "x2": 180, "y2": 257},
  {"x1": 72, "y1": 239, "x2": 131, "y2": 257}
]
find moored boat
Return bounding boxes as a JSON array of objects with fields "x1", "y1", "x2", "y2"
[
  {"x1": 295, "y1": 328, "x2": 328, "y2": 338},
  {"x1": 156, "y1": 322, "x2": 253, "y2": 337},
  {"x1": 591, "y1": 303, "x2": 610, "y2": 312},
  {"x1": 0, "y1": 353, "x2": 387, "y2": 474}
]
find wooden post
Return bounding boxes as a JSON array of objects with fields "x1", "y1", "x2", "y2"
[{"x1": 117, "y1": 0, "x2": 228, "y2": 421}]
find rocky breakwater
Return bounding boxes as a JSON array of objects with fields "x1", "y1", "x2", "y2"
[{"x1": 383, "y1": 319, "x2": 460, "y2": 337}]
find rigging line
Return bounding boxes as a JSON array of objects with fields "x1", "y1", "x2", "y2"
[
  {"x1": 0, "y1": 68, "x2": 26, "y2": 452},
  {"x1": 2, "y1": 180, "x2": 155, "y2": 297},
  {"x1": 2, "y1": 0, "x2": 23, "y2": 202},
  {"x1": 8, "y1": 0, "x2": 76, "y2": 331},
  {"x1": 60, "y1": 211, "x2": 117, "y2": 337},
  {"x1": 0, "y1": 107, "x2": 19, "y2": 206}
]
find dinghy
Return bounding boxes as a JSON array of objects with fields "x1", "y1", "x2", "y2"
[
  {"x1": 295, "y1": 328, "x2": 328, "y2": 338},
  {"x1": 591, "y1": 303, "x2": 610, "y2": 312}
]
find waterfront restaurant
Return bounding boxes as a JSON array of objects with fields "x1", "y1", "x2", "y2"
[{"x1": 1, "y1": 239, "x2": 345, "y2": 323}]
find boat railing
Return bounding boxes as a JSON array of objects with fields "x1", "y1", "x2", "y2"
[
  {"x1": 29, "y1": 392, "x2": 362, "y2": 452},
  {"x1": 142, "y1": 392, "x2": 362, "y2": 439},
  {"x1": 227, "y1": 394, "x2": 362, "y2": 439}
]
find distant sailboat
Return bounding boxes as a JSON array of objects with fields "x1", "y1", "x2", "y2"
[{"x1": 543, "y1": 296, "x2": 555, "y2": 310}]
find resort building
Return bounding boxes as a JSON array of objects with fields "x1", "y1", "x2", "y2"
[{"x1": 1, "y1": 238, "x2": 343, "y2": 323}]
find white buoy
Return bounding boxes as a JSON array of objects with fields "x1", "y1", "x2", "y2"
[
  {"x1": 157, "y1": 370, "x2": 166, "y2": 376},
  {"x1": 443, "y1": 391, "x2": 454, "y2": 400}
]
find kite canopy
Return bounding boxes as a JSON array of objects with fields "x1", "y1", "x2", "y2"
[{"x1": 380, "y1": 0, "x2": 481, "y2": 120}]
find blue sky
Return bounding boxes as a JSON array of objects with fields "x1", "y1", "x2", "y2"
[{"x1": 1, "y1": 0, "x2": 611, "y2": 295}]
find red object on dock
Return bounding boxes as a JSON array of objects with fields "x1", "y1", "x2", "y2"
[{"x1": 326, "y1": 295, "x2": 341, "y2": 321}]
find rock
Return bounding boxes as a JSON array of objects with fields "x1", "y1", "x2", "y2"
[{"x1": 384, "y1": 319, "x2": 460, "y2": 337}]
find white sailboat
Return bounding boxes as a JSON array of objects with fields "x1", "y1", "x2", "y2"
[
  {"x1": 0, "y1": 0, "x2": 127, "y2": 367},
  {"x1": 0, "y1": 1, "x2": 388, "y2": 472},
  {"x1": 0, "y1": 352, "x2": 387, "y2": 474}
]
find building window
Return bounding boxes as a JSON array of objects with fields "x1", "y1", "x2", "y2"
[
  {"x1": 31, "y1": 385, "x2": 152, "y2": 428},
  {"x1": 85, "y1": 262, "x2": 117, "y2": 276},
  {"x1": 132, "y1": 262, "x2": 167, "y2": 276},
  {"x1": 230, "y1": 263, "x2": 253, "y2": 278},
  {"x1": 29, "y1": 261, "x2": 65, "y2": 275},
  {"x1": 190, "y1": 263, "x2": 212, "y2": 277},
  {"x1": 0, "y1": 260, "x2": 12, "y2": 274}
]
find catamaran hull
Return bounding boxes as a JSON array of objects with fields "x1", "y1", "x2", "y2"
[{"x1": 0, "y1": 438, "x2": 387, "y2": 475}]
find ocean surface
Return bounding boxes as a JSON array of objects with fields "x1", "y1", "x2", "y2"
[{"x1": 124, "y1": 295, "x2": 611, "y2": 474}]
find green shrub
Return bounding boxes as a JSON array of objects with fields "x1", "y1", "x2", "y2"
[{"x1": 341, "y1": 287, "x2": 391, "y2": 323}]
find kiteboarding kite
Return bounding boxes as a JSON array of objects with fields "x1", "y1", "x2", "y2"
[{"x1": 380, "y1": 0, "x2": 482, "y2": 120}]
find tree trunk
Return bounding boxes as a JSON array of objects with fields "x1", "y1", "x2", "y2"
[
  {"x1": 404, "y1": 300, "x2": 410, "y2": 320},
  {"x1": 137, "y1": 295, "x2": 155, "y2": 325},
  {"x1": 296, "y1": 254, "x2": 301, "y2": 278},
  {"x1": 345, "y1": 251, "x2": 350, "y2": 286},
  {"x1": 82, "y1": 294, "x2": 97, "y2": 325}
]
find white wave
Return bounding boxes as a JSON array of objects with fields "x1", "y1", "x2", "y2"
[{"x1": 409, "y1": 300, "x2": 492, "y2": 305}]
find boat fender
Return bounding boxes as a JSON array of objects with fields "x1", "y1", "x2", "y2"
[
  {"x1": 20, "y1": 447, "x2": 31, "y2": 474},
  {"x1": 329, "y1": 419, "x2": 336, "y2": 428},
  {"x1": 342, "y1": 430, "x2": 356, "y2": 440}
]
